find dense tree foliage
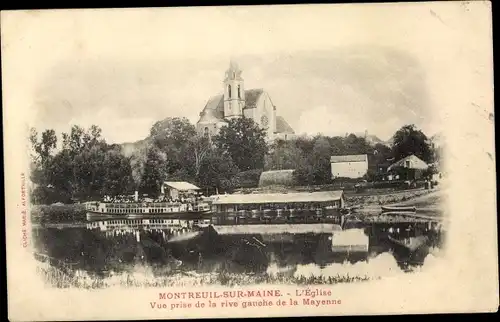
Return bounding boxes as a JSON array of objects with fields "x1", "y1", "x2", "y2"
[
  {"x1": 213, "y1": 117, "x2": 268, "y2": 171},
  {"x1": 139, "y1": 146, "x2": 167, "y2": 198},
  {"x1": 391, "y1": 124, "x2": 434, "y2": 163},
  {"x1": 30, "y1": 125, "x2": 134, "y2": 204},
  {"x1": 29, "y1": 118, "x2": 439, "y2": 204}
]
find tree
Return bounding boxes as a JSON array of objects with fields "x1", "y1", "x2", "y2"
[
  {"x1": 29, "y1": 128, "x2": 57, "y2": 167},
  {"x1": 150, "y1": 117, "x2": 198, "y2": 181},
  {"x1": 391, "y1": 124, "x2": 433, "y2": 163},
  {"x1": 62, "y1": 125, "x2": 85, "y2": 157},
  {"x1": 139, "y1": 146, "x2": 166, "y2": 198},
  {"x1": 189, "y1": 135, "x2": 211, "y2": 177},
  {"x1": 46, "y1": 149, "x2": 74, "y2": 200},
  {"x1": 213, "y1": 117, "x2": 269, "y2": 171},
  {"x1": 310, "y1": 136, "x2": 332, "y2": 185},
  {"x1": 150, "y1": 117, "x2": 197, "y2": 151},
  {"x1": 196, "y1": 148, "x2": 240, "y2": 193},
  {"x1": 367, "y1": 143, "x2": 393, "y2": 178},
  {"x1": 72, "y1": 144, "x2": 107, "y2": 200},
  {"x1": 264, "y1": 139, "x2": 307, "y2": 171},
  {"x1": 29, "y1": 124, "x2": 135, "y2": 203},
  {"x1": 294, "y1": 163, "x2": 315, "y2": 186},
  {"x1": 101, "y1": 147, "x2": 134, "y2": 197}
]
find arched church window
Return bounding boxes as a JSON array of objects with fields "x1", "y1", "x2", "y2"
[
  {"x1": 261, "y1": 115, "x2": 269, "y2": 127},
  {"x1": 204, "y1": 127, "x2": 209, "y2": 137},
  {"x1": 238, "y1": 85, "x2": 241, "y2": 99},
  {"x1": 228, "y1": 85, "x2": 232, "y2": 98}
]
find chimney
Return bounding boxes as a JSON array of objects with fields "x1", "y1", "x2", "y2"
[{"x1": 134, "y1": 190, "x2": 138, "y2": 202}]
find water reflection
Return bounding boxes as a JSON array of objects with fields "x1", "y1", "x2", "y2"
[{"x1": 32, "y1": 213, "x2": 445, "y2": 280}]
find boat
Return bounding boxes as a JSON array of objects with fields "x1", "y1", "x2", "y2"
[
  {"x1": 85, "y1": 200, "x2": 212, "y2": 222},
  {"x1": 387, "y1": 235, "x2": 428, "y2": 252},
  {"x1": 175, "y1": 190, "x2": 371, "y2": 267},
  {"x1": 85, "y1": 190, "x2": 371, "y2": 269},
  {"x1": 381, "y1": 205, "x2": 417, "y2": 212}
]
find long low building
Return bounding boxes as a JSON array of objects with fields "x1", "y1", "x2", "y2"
[{"x1": 211, "y1": 191, "x2": 345, "y2": 212}]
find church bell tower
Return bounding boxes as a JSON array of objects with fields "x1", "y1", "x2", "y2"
[{"x1": 223, "y1": 60, "x2": 245, "y2": 119}]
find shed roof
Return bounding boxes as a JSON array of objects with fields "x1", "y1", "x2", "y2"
[
  {"x1": 212, "y1": 190, "x2": 344, "y2": 205},
  {"x1": 387, "y1": 154, "x2": 428, "y2": 171},
  {"x1": 330, "y1": 154, "x2": 367, "y2": 163},
  {"x1": 258, "y1": 169, "x2": 295, "y2": 187},
  {"x1": 163, "y1": 181, "x2": 201, "y2": 191}
]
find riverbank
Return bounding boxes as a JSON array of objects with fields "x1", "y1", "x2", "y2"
[
  {"x1": 345, "y1": 188, "x2": 435, "y2": 207},
  {"x1": 31, "y1": 203, "x2": 87, "y2": 226},
  {"x1": 351, "y1": 189, "x2": 444, "y2": 217},
  {"x1": 30, "y1": 187, "x2": 439, "y2": 228}
]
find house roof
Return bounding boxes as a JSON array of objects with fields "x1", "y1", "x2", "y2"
[
  {"x1": 163, "y1": 181, "x2": 201, "y2": 191},
  {"x1": 330, "y1": 154, "x2": 368, "y2": 163},
  {"x1": 387, "y1": 155, "x2": 428, "y2": 171},
  {"x1": 276, "y1": 116, "x2": 295, "y2": 134},
  {"x1": 212, "y1": 190, "x2": 344, "y2": 205}
]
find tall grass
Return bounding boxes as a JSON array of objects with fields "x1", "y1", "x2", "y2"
[{"x1": 35, "y1": 261, "x2": 373, "y2": 289}]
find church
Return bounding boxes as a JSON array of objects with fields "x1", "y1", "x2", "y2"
[{"x1": 196, "y1": 61, "x2": 295, "y2": 141}]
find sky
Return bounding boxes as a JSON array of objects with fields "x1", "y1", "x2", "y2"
[{"x1": 2, "y1": 3, "x2": 492, "y2": 144}]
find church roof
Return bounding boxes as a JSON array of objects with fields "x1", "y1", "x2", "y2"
[
  {"x1": 243, "y1": 89, "x2": 264, "y2": 109},
  {"x1": 276, "y1": 116, "x2": 295, "y2": 134},
  {"x1": 198, "y1": 88, "x2": 268, "y2": 124},
  {"x1": 198, "y1": 94, "x2": 224, "y2": 124},
  {"x1": 197, "y1": 89, "x2": 295, "y2": 135}
]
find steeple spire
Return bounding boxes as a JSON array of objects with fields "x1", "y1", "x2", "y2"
[
  {"x1": 225, "y1": 59, "x2": 243, "y2": 81},
  {"x1": 229, "y1": 59, "x2": 239, "y2": 71}
]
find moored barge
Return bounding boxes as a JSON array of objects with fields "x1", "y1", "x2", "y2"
[
  {"x1": 183, "y1": 190, "x2": 371, "y2": 267},
  {"x1": 85, "y1": 201, "x2": 211, "y2": 221}
]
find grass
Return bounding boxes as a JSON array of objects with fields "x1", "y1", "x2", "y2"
[{"x1": 35, "y1": 262, "x2": 373, "y2": 289}]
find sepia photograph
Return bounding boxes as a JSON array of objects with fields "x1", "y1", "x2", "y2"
[{"x1": 2, "y1": 2, "x2": 497, "y2": 320}]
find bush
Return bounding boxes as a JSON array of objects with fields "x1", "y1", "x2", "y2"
[
  {"x1": 31, "y1": 204, "x2": 87, "y2": 225},
  {"x1": 233, "y1": 169, "x2": 263, "y2": 189},
  {"x1": 31, "y1": 186, "x2": 72, "y2": 205}
]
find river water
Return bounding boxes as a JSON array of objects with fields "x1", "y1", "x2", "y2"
[{"x1": 31, "y1": 213, "x2": 445, "y2": 288}]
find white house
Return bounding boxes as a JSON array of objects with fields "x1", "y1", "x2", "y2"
[
  {"x1": 160, "y1": 181, "x2": 201, "y2": 200},
  {"x1": 330, "y1": 154, "x2": 369, "y2": 179}
]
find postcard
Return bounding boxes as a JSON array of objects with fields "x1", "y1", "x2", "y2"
[{"x1": 2, "y1": 2, "x2": 498, "y2": 321}]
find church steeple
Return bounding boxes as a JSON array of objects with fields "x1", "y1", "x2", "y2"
[{"x1": 224, "y1": 60, "x2": 245, "y2": 119}]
